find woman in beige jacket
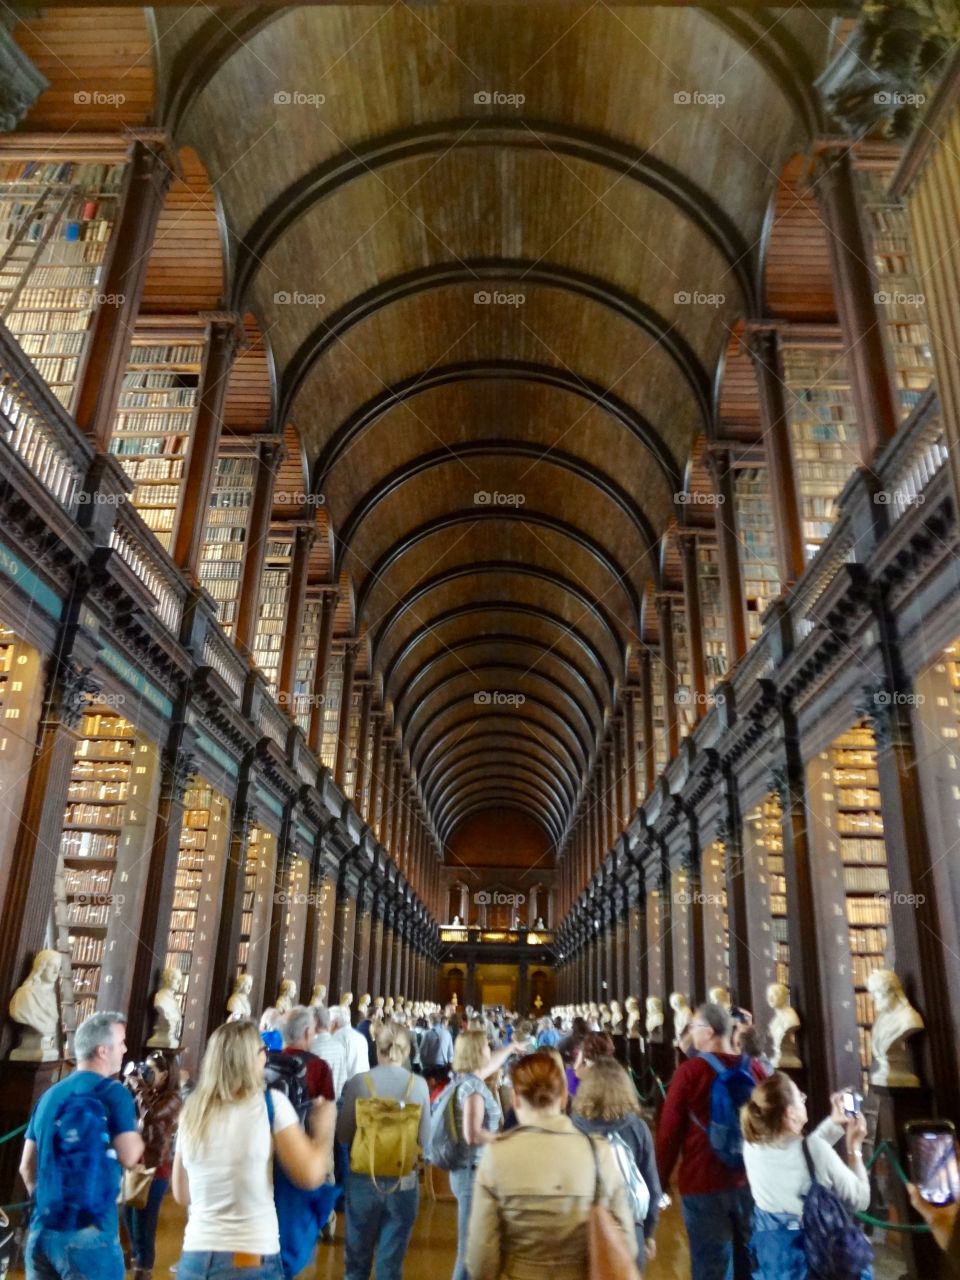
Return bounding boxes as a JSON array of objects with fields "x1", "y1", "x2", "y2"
[{"x1": 465, "y1": 1052, "x2": 637, "y2": 1280}]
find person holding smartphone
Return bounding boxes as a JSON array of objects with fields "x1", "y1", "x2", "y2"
[
  {"x1": 740, "y1": 1073, "x2": 870, "y2": 1280},
  {"x1": 906, "y1": 1123, "x2": 960, "y2": 1274}
]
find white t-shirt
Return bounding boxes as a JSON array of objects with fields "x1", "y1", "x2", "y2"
[
  {"x1": 744, "y1": 1118, "x2": 870, "y2": 1216},
  {"x1": 181, "y1": 1089, "x2": 298, "y2": 1254},
  {"x1": 335, "y1": 1024, "x2": 370, "y2": 1080}
]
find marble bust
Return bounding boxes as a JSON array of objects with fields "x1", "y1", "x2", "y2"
[
  {"x1": 645, "y1": 995, "x2": 665, "y2": 1041},
  {"x1": 625, "y1": 996, "x2": 641, "y2": 1039},
  {"x1": 340, "y1": 991, "x2": 354, "y2": 1010},
  {"x1": 867, "y1": 968, "x2": 924, "y2": 1087},
  {"x1": 766, "y1": 982, "x2": 802, "y2": 1069},
  {"x1": 9, "y1": 949, "x2": 61, "y2": 1061},
  {"x1": 708, "y1": 986, "x2": 732, "y2": 1012},
  {"x1": 147, "y1": 967, "x2": 184, "y2": 1048},
  {"x1": 609, "y1": 1000, "x2": 624, "y2": 1035},
  {"x1": 309, "y1": 983, "x2": 327, "y2": 1007},
  {"x1": 226, "y1": 973, "x2": 253, "y2": 1022},
  {"x1": 275, "y1": 979, "x2": 298, "y2": 1015},
  {"x1": 669, "y1": 992, "x2": 693, "y2": 1046}
]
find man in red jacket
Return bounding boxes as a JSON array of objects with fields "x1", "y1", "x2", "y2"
[{"x1": 656, "y1": 1002, "x2": 765, "y2": 1280}]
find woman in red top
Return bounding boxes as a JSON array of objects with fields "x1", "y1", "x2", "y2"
[{"x1": 123, "y1": 1049, "x2": 182, "y2": 1280}]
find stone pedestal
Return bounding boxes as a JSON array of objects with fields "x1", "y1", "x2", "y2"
[{"x1": 0, "y1": 1059, "x2": 70, "y2": 1206}]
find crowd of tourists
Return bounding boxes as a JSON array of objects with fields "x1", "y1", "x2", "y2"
[{"x1": 14, "y1": 993, "x2": 960, "y2": 1280}]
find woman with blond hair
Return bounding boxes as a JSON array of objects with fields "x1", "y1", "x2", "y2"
[
  {"x1": 572, "y1": 1056, "x2": 661, "y2": 1264},
  {"x1": 466, "y1": 1051, "x2": 637, "y2": 1280},
  {"x1": 171, "y1": 1020, "x2": 334, "y2": 1280},
  {"x1": 336, "y1": 1022, "x2": 431, "y2": 1280},
  {"x1": 448, "y1": 1028, "x2": 516, "y2": 1280}
]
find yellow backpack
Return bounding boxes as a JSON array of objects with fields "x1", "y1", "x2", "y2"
[{"x1": 350, "y1": 1074, "x2": 422, "y2": 1191}]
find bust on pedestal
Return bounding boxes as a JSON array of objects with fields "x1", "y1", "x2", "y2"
[
  {"x1": 625, "y1": 997, "x2": 641, "y2": 1039},
  {"x1": 867, "y1": 968, "x2": 924, "y2": 1088},
  {"x1": 645, "y1": 996, "x2": 665, "y2": 1042},
  {"x1": 226, "y1": 973, "x2": 253, "y2": 1022},
  {"x1": 275, "y1": 979, "x2": 298, "y2": 1015},
  {"x1": 708, "y1": 986, "x2": 732, "y2": 1012},
  {"x1": 669, "y1": 992, "x2": 693, "y2": 1046},
  {"x1": 9, "y1": 950, "x2": 61, "y2": 1062},
  {"x1": 766, "y1": 982, "x2": 802, "y2": 1069},
  {"x1": 147, "y1": 967, "x2": 184, "y2": 1047},
  {"x1": 309, "y1": 983, "x2": 327, "y2": 1008}
]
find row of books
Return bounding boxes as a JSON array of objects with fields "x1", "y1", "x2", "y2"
[
  {"x1": 61, "y1": 830, "x2": 119, "y2": 860},
  {"x1": 68, "y1": 933, "x2": 105, "y2": 964},
  {"x1": 68, "y1": 902, "x2": 112, "y2": 927},
  {"x1": 63, "y1": 868, "x2": 113, "y2": 895},
  {"x1": 67, "y1": 780, "x2": 127, "y2": 802}
]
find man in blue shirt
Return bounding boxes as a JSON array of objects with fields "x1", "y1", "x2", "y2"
[
  {"x1": 419, "y1": 1012, "x2": 454, "y2": 1083},
  {"x1": 536, "y1": 1016, "x2": 562, "y2": 1049},
  {"x1": 20, "y1": 1010, "x2": 144, "y2": 1280}
]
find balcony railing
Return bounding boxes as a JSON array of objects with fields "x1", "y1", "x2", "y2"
[
  {"x1": 109, "y1": 505, "x2": 186, "y2": 634},
  {"x1": 875, "y1": 387, "x2": 947, "y2": 523},
  {"x1": 201, "y1": 625, "x2": 246, "y2": 702},
  {"x1": 0, "y1": 320, "x2": 93, "y2": 516},
  {"x1": 440, "y1": 925, "x2": 556, "y2": 945}
]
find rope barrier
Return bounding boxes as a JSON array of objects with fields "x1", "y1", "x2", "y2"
[
  {"x1": 629, "y1": 1066, "x2": 666, "y2": 1104},
  {"x1": 853, "y1": 1138, "x2": 931, "y2": 1234},
  {"x1": 0, "y1": 1124, "x2": 26, "y2": 1146}
]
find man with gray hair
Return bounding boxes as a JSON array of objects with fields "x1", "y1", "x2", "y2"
[
  {"x1": 331, "y1": 1001, "x2": 370, "y2": 1081},
  {"x1": 656, "y1": 1002, "x2": 764, "y2": 1280},
  {"x1": 280, "y1": 1004, "x2": 334, "y2": 1101},
  {"x1": 310, "y1": 1004, "x2": 348, "y2": 1100},
  {"x1": 19, "y1": 1010, "x2": 144, "y2": 1280}
]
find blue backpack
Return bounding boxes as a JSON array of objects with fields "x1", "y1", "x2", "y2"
[
  {"x1": 800, "y1": 1138, "x2": 873, "y2": 1280},
  {"x1": 34, "y1": 1078, "x2": 119, "y2": 1230},
  {"x1": 692, "y1": 1052, "x2": 756, "y2": 1169},
  {"x1": 264, "y1": 1089, "x2": 338, "y2": 1280}
]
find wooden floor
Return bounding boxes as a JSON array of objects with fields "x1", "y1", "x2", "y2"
[{"x1": 148, "y1": 1187, "x2": 694, "y2": 1278}]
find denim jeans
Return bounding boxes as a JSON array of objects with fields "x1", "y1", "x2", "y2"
[
  {"x1": 449, "y1": 1164, "x2": 478, "y2": 1280},
  {"x1": 175, "y1": 1252, "x2": 284, "y2": 1280},
  {"x1": 26, "y1": 1225, "x2": 125, "y2": 1280},
  {"x1": 344, "y1": 1171, "x2": 419, "y2": 1280},
  {"x1": 680, "y1": 1186, "x2": 754, "y2": 1280},
  {"x1": 123, "y1": 1174, "x2": 169, "y2": 1268},
  {"x1": 750, "y1": 1207, "x2": 807, "y2": 1280}
]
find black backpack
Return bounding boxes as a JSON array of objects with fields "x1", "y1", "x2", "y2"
[
  {"x1": 264, "y1": 1051, "x2": 311, "y2": 1126},
  {"x1": 800, "y1": 1138, "x2": 874, "y2": 1280}
]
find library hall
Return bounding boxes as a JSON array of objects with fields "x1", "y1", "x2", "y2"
[{"x1": 1, "y1": 3, "x2": 960, "y2": 1280}]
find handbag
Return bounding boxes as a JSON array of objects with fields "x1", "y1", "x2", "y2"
[
  {"x1": 585, "y1": 1136, "x2": 642, "y2": 1280},
  {"x1": 120, "y1": 1166, "x2": 156, "y2": 1210}
]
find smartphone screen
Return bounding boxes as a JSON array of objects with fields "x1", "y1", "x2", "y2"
[
  {"x1": 842, "y1": 1090, "x2": 862, "y2": 1115},
  {"x1": 907, "y1": 1125, "x2": 960, "y2": 1205}
]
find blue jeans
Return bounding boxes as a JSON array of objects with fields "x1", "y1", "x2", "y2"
[
  {"x1": 26, "y1": 1226, "x2": 125, "y2": 1280},
  {"x1": 123, "y1": 1174, "x2": 169, "y2": 1268},
  {"x1": 344, "y1": 1171, "x2": 419, "y2": 1280},
  {"x1": 751, "y1": 1208, "x2": 807, "y2": 1280},
  {"x1": 449, "y1": 1165, "x2": 478, "y2": 1280},
  {"x1": 681, "y1": 1187, "x2": 754, "y2": 1280},
  {"x1": 175, "y1": 1253, "x2": 284, "y2": 1280}
]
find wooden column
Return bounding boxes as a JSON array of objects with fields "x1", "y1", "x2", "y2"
[
  {"x1": 679, "y1": 533, "x2": 707, "y2": 715},
  {"x1": 657, "y1": 596, "x2": 680, "y2": 760},
  {"x1": 207, "y1": 768, "x2": 256, "y2": 1037},
  {"x1": 815, "y1": 147, "x2": 898, "y2": 459},
  {"x1": 720, "y1": 769, "x2": 752, "y2": 1015},
  {"x1": 367, "y1": 711, "x2": 385, "y2": 828},
  {"x1": 278, "y1": 523, "x2": 316, "y2": 713},
  {"x1": 369, "y1": 897, "x2": 385, "y2": 998},
  {"x1": 353, "y1": 682, "x2": 374, "y2": 808},
  {"x1": 748, "y1": 327, "x2": 806, "y2": 586},
  {"x1": 234, "y1": 439, "x2": 283, "y2": 659},
  {"x1": 308, "y1": 587, "x2": 338, "y2": 754},
  {"x1": 351, "y1": 879, "x2": 372, "y2": 998},
  {"x1": 707, "y1": 449, "x2": 748, "y2": 665},
  {"x1": 624, "y1": 689, "x2": 639, "y2": 815},
  {"x1": 639, "y1": 650, "x2": 655, "y2": 798},
  {"x1": 334, "y1": 640, "x2": 358, "y2": 787},
  {"x1": 389, "y1": 756, "x2": 404, "y2": 855},
  {"x1": 73, "y1": 136, "x2": 176, "y2": 450},
  {"x1": 172, "y1": 313, "x2": 245, "y2": 576}
]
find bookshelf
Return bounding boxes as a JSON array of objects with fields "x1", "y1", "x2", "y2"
[
  {"x1": 236, "y1": 826, "x2": 277, "y2": 988},
  {"x1": 651, "y1": 656, "x2": 668, "y2": 776},
  {"x1": 734, "y1": 468, "x2": 780, "y2": 644},
  {"x1": 252, "y1": 532, "x2": 294, "y2": 694},
  {"x1": 198, "y1": 452, "x2": 255, "y2": 635},
  {"x1": 293, "y1": 591, "x2": 322, "y2": 734},
  {"x1": 57, "y1": 707, "x2": 136, "y2": 1027},
  {"x1": 280, "y1": 855, "x2": 309, "y2": 983},
  {"x1": 344, "y1": 685, "x2": 363, "y2": 797},
  {"x1": 108, "y1": 327, "x2": 206, "y2": 551},
  {"x1": 745, "y1": 792, "x2": 790, "y2": 997},
  {"x1": 0, "y1": 626, "x2": 44, "y2": 909},
  {"x1": 854, "y1": 164, "x2": 935, "y2": 419},
  {"x1": 319, "y1": 651, "x2": 344, "y2": 771},
  {"x1": 164, "y1": 781, "x2": 229, "y2": 1031},
  {"x1": 646, "y1": 887, "x2": 664, "y2": 1000},
  {"x1": 671, "y1": 867, "x2": 692, "y2": 1000},
  {"x1": 701, "y1": 839, "x2": 730, "y2": 990},
  {"x1": 673, "y1": 605, "x2": 695, "y2": 738},
  {"x1": 0, "y1": 158, "x2": 126, "y2": 408},
  {"x1": 781, "y1": 346, "x2": 861, "y2": 561},
  {"x1": 698, "y1": 544, "x2": 728, "y2": 692},
  {"x1": 825, "y1": 725, "x2": 890, "y2": 1081}
]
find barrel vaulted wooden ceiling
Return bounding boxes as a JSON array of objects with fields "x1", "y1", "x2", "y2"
[{"x1": 24, "y1": 4, "x2": 847, "y2": 857}]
